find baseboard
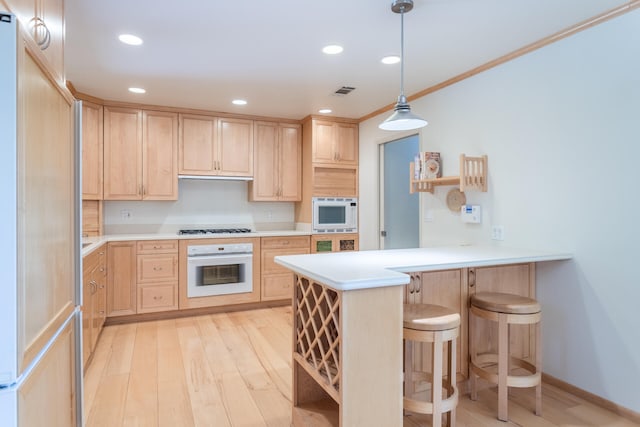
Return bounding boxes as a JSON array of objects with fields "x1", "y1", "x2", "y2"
[
  {"x1": 104, "y1": 299, "x2": 291, "y2": 326},
  {"x1": 542, "y1": 373, "x2": 640, "y2": 424}
]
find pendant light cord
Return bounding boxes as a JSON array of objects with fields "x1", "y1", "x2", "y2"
[{"x1": 400, "y1": 8, "x2": 405, "y2": 99}]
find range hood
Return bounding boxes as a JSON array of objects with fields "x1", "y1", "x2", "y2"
[{"x1": 178, "y1": 175, "x2": 253, "y2": 181}]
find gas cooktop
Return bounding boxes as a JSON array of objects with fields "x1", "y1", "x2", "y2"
[{"x1": 178, "y1": 228, "x2": 252, "y2": 235}]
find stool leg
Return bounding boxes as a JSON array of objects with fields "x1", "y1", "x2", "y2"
[
  {"x1": 404, "y1": 337, "x2": 413, "y2": 416},
  {"x1": 498, "y1": 314, "x2": 509, "y2": 422},
  {"x1": 469, "y1": 308, "x2": 477, "y2": 401},
  {"x1": 448, "y1": 338, "x2": 457, "y2": 427},
  {"x1": 535, "y1": 320, "x2": 542, "y2": 416},
  {"x1": 432, "y1": 334, "x2": 443, "y2": 427}
]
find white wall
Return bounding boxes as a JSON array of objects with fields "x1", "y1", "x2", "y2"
[
  {"x1": 103, "y1": 179, "x2": 294, "y2": 233},
  {"x1": 360, "y1": 10, "x2": 640, "y2": 412}
]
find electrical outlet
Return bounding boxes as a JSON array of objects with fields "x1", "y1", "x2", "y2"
[
  {"x1": 120, "y1": 209, "x2": 132, "y2": 220},
  {"x1": 491, "y1": 225, "x2": 504, "y2": 241}
]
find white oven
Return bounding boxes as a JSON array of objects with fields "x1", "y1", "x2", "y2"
[{"x1": 186, "y1": 243, "x2": 253, "y2": 297}]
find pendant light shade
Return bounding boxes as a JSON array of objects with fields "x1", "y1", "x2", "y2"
[{"x1": 379, "y1": 0, "x2": 428, "y2": 131}]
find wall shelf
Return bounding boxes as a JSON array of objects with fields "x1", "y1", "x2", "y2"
[{"x1": 410, "y1": 154, "x2": 488, "y2": 194}]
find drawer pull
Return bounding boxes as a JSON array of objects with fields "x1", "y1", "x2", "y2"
[
  {"x1": 153, "y1": 296, "x2": 163, "y2": 300},
  {"x1": 153, "y1": 267, "x2": 163, "y2": 271}
]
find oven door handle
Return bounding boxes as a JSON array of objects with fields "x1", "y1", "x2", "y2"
[{"x1": 187, "y1": 252, "x2": 253, "y2": 262}]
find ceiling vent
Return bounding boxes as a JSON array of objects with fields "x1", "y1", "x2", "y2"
[{"x1": 334, "y1": 86, "x2": 356, "y2": 96}]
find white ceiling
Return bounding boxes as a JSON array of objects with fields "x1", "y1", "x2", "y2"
[{"x1": 64, "y1": 0, "x2": 626, "y2": 121}]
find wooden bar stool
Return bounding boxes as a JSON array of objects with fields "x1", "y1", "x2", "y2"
[
  {"x1": 403, "y1": 304, "x2": 460, "y2": 427},
  {"x1": 469, "y1": 292, "x2": 542, "y2": 422}
]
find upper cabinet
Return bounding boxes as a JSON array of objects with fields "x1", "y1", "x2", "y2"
[
  {"x1": 179, "y1": 114, "x2": 253, "y2": 178},
  {"x1": 7, "y1": 0, "x2": 65, "y2": 82},
  {"x1": 311, "y1": 119, "x2": 358, "y2": 166},
  {"x1": 103, "y1": 107, "x2": 178, "y2": 200},
  {"x1": 249, "y1": 121, "x2": 301, "y2": 201},
  {"x1": 81, "y1": 101, "x2": 103, "y2": 200}
]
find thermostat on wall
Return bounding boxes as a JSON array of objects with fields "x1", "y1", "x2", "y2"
[{"x1": 461, "y1": 205, "x2": 481, "y2": 224}]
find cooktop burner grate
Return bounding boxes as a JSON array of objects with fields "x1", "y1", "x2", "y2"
[{"x1": 178, "y1": 228, "x2": 252, "y2": 235}]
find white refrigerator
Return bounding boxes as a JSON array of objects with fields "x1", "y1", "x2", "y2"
[{"x1": 0, "y1": 12, "x2": 82, "y2": 426}]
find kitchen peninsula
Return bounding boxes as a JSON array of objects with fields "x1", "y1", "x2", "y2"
[{"x1": 275, "y1": 245, "x2": 572, "y2": 427}]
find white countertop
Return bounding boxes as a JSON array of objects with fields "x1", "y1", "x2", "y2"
[
  {"x1": 274, "y1": 246, "x2": 572, "y2": 291},
  {"x1": 81, "y1": 230, "x2": 311, "y2": 256}
]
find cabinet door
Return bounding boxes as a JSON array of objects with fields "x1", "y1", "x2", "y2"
[
  {"x1": 107, "y1": 241, "x2": 137, "y2": 316},
  {"x1": 103, "y1": 107, "x2": 143, "y2": 200},
  {"x1": 312, "y1": 120, "x2": 336, "y2": 163},
  {"x1": 218, "y1": 117, "x2": 253, "y2": 176},
  {"x1": 311, "y1": 234, "x2": 358, "y2": 253},
  {"x1": 335, "y1": 122, "x2": 358, "y2": 165},
  {"x1": 279, "y1": 123, "x2": 302, "y2": 201},
  {"x1": 81, "y1": 101, "x2": 103, "y2": 200},
  {"x1": 142, "y1": 111, "x2": 178, "y2": 200},
  {"x1": 37, "y1": 0, "x2": 64, "y2": 81},
  {"x1": 250, "y1": 121, "x2": 279, "y2": 200},
  {"x1": 17, "y1": 40, "x2": 75, "y2": 371},
  {"x1": 18, "y1": 319, "x2": 76, "y2": 427},
  {"x1": 81, "y1": 260, "x2": 93, "y2": 366},
  {"x1": 471, "y1": 263, "x2": 535, "y2": 360},
  {"x1": 179, "y1": 114, "x2": 217, "y2": 175}
]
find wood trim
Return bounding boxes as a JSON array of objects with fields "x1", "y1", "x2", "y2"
[
  {"x1": 359, "y1": 0, "x2": 640, "y2": 123},
  {"x1": 104, "y1": 299, "x2": 289, "y2": 326},
  {"x1": 542, "y1": 373, "x2": 640, "y2": 424},
  {"x1": 66, "y1": 82, "x2": 106, "y2": 105},
  {"x1": 299, "y1": 114, "x2": 359, "y2": 124}
]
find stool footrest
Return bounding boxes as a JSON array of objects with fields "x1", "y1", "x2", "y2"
[
  {"x1": 404, "y1": 385, "x2": 459, "y2": 415},
  {"x1": 470, "y1": 354, "x2": 541, "y2": 389}
]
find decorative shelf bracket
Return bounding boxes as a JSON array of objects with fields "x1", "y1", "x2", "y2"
[{"x1": 410, "y1": 154, "x2": 488, "y2": 194}]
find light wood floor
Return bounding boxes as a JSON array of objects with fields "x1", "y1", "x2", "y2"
[{"x1": 84, "y1": 306, "x2": 639, "y2": 427}]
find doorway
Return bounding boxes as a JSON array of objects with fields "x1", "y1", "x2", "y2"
[{"x1": 379, "y1": 135, "x2": 420, "y2": 249}]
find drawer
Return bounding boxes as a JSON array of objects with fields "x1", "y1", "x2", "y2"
[
  {"x1": 262, "y1": 273, "x2": 294, "y2": 301},
  {"x1": 261, "y1": 236, "x2": 310, "y2": 250},
  {"x1": 137, "y1": 240, "x2": 178, "y2": 254},
  {"x1": 262, "y1": 247, "x2": 309, "y2": 275},
  {"x1": 137, "y1": 254, "x2": 178, "y2": 283},
  {"x1": 138, "y1": 284, "x2": 178, "y2": 313}
]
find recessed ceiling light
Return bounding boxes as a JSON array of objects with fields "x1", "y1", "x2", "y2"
[
  {"x1": 322, "y1": 45, "x2": 343, "y2": 55},
  {"x1": 319, "y1": 109, "x2": 332, "y2": 114},
  {"x1": 232, "y1": 99, "x2": 247, "y2": 105},
  {"x1": 128, "y1": 87, "x2": 146, "y2": 94},
  {"x1": 118, "y1": 34, "x2": 143, "y2": 46},
  {"x1": 381, "y1": 55, "x2": 401, "y2": 65}
]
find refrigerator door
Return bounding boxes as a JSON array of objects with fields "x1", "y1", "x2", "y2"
[{"x1": 0, "y1": 11, "x2": 18, "y2": 386}]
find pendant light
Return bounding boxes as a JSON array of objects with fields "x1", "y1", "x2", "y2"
[{"x1": 379, "y1": 0, "x2": 428, "y2": 131}]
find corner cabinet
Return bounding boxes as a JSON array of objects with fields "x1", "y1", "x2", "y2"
[
  {"x1": 179, "y1": 114, "x2": 254, "y2": 178},
  {"x1": 103, "y1": 107, "x2": 178, "y2": 200},
  {"x1": 249, "y1": 121, "x2": 302, "y2": 201}
]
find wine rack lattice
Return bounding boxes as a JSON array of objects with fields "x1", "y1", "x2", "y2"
[{"x1": 294, "y1": 275, "x2": 341, "y2": 397}]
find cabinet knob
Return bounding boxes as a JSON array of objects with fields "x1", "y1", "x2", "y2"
[
  {"x1": 153, "y1": 266, "x2": 163, "y2": 271},
  {"x1": 153, "y1": 295, "x2": 163, "y2": 300}
]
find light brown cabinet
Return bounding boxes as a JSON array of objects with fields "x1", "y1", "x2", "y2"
[
  {"x1": 310, "y1": 233, "x2": 359, "y2": 253},
  {"x1": 82, "y1": 244, "x2": 106, "y2": 367},
  {"x1": 403, "y1": 262, "x2": 536, "y2": 390},
  {"x1": 261, "y1": 236, "x2": 310, "y2": 301},
  {"x1": 81, "y1": 101, "x2": 103, "y2": 200},
  {"x1": 311, "y1": 119, "x2": 358, "y2": 165},
  {"x1": 136, "y1": 240, "x2": 178, "y2": 313},
  {"x1": 7, "y1": 0, "x2": 65, "y2": 82},
  {"x1": 249, "y1": 121, "x2": 302, "y2": 201},
  {"x1": 106, "y1": 241, "x2": 137, "y2": 317},
  {"x1": 179, "y1": 114, "x2": 253, "y2": 177},
  {"x1": 103, "y1": 107, "x2": 178, "y2": 200}
]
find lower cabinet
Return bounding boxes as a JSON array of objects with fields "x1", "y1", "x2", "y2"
[
  {"x1": 82, "y1": 244, "x2": 107, "y2": 367},
  {"x1": 106, "y1": 241, "x2": 137, "y2": 317},
  {"x1": 403, "y1": 262, "x2": 535, "y2": 392},
  {"x1": 310, "y1": 233, "x2": 358, "y2": 253},
  {"x1": 261, "y1": 236, "x2": 310, "y2": 301},
  {"x1": 19, "y1": 318, "x2": 77, "y2": 427},
  {"x1": 136, "y1": 240, "x2": 179, "y2": 313}
]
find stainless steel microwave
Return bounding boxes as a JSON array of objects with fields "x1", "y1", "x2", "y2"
[{"x1": 312, "y1": 197, "x2": 358, "y2": 233}]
